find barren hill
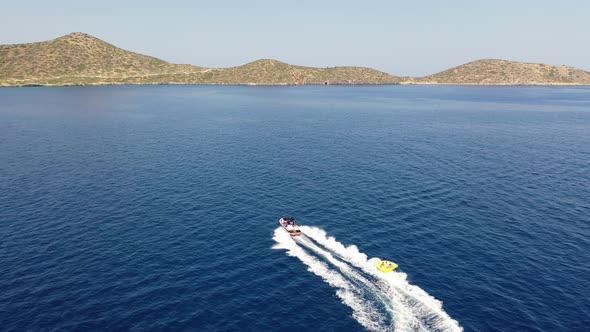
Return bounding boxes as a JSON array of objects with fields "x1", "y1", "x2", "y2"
[
  {"x1": 189, "y1": 59, "x2": 400, "y2": 85},
  {"x1": 2, "y1": 34, "x2": 589, "y2": 86},
  {"x1": 0, "y1": 32, "x2": 201, "y2": 85},
  {"x1": 420, "y1": 59, "x2": 590, "y2": 85},
  {"x1": 0, "y1": 33, "x2": 400, "y2": 86}
]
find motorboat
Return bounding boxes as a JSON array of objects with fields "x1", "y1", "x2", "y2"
[{"x1": 279, "y1": 217, "x2": 301, "y2": 236}]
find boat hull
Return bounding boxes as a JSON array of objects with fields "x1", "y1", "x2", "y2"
[{"x1": 281, "y1": 225, "x2": 301, "y2": 236}]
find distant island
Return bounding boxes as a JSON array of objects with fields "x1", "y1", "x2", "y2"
[{"x1": 1, "y1": 32, "x2": 589, "y2": 87}]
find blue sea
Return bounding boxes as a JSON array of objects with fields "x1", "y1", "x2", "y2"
[{"x1": 1, "y1": 85, "x2": 589, "y2": 331}]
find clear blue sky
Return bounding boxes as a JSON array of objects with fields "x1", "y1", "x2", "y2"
[{"x1": 2, "y1": 0, "x2": 589, "y2": 76}]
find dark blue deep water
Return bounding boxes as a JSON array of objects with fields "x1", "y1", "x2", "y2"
[{"x1": 1, "y1": 86, "x2": 589, "y2": 331}]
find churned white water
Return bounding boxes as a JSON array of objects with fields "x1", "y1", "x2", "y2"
[{"x1": 273, "y1": 226, "x2": 463, "y2": 332}]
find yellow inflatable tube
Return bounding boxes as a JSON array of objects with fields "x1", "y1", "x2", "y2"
[{"x1": 376, "y1": 260, "x2": 398, "y2": 272}]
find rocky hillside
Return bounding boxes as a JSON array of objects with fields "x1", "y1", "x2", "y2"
[
  {"x1": 2, "y1": 33, "x2": 588, "y2": 86},
  {"x1": 420, "y1": 59, "x2": 590, "y2": 85},
  {"x1": 0, "y1": 32, "x2": 202, "y2": 85},
  {"x1": 0, "y1": 33, "x2": 400, "y2": 86},
  {"x1": 171, "y1": 59, "x2": 401, "y2": 85}
]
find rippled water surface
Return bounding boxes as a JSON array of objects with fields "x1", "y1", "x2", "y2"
[{"x1": 1, "y1": 85, "x2": 589, "y2": 331}]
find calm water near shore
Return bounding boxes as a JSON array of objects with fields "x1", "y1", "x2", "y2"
[{"x1": 1, "y1": 85, "x2": 589, "y2": 331}]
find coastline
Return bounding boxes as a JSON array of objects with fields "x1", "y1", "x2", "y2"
[{"x1": 2, "y1": 81, "x2": 589, "y2": 88}]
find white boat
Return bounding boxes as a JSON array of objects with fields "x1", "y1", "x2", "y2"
[{"x1": 279, "y1": 217, "x2": 301, "y2": 236}]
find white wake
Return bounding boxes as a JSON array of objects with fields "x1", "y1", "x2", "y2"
[{"x1": 272, "y1": 226, "x2": 462, "y2": 332}]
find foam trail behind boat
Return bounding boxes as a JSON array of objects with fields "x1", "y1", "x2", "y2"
[
  {"x1": 295, "y1": 235, "x2": 415, "y2": 332},
  {"x1": 272, "y1": 228, "x2": 386, "y2": 332},
  {"x1": 300, "y1": 226, "x2": 463, "y2": 332}
]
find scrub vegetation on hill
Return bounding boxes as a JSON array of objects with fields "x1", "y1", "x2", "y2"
[
  {"x1": 1, "y1": 33, "x2": 589, "y2": 86},
  {"x1": 0, "y1": 33, "x2": 400, "y2": 86},
  {"x1": 418, "y1": 59, "x2": 590, "y2": 85}
]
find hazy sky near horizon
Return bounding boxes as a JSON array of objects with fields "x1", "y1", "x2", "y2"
[{"x1": 2, "y1": 0, "x2": 589, "y2": 76}]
